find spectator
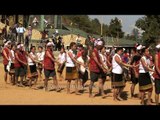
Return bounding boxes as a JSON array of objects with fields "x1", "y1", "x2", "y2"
[
  {"x1": 40, "y1": 29, "x2": 48, "y2": 48},
  {"x1": 2, "y1": 25, "x2": 7, "y2": 39},
  {"x1": 16, "y1": 23, "x2": 26, "y2": 44},
  {"x1": 7, "y1": 27, "x2": 12, "y2": 40},
  {"x1": 12, "y1": 23, "x2": 18, "y2": 42},
  {"x1": 25, "y1": 35, "x2": 29, "y2": 52},
  {"x1": 76, "y1": 34, "x2": 81, "y2": 46},
  {"x1": 57, "y1": 36, "x2": 62, "y2": 51},
  {"x1": 28, "y1": 25, "x2": 32, "y2": 47},
  {"x1": 85, "y1": 35, "x2": 91, "y2": 48}
]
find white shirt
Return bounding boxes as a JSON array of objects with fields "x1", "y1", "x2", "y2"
[
  {"x1": 37, "y1": 51, "x2": 45, "y2": 61},
  {"x1": 100, "y1": 53, "x2": 108, "y2": 69},
  {"x1": 139, "y1": 56, "x2": 148, "y2": 73},
  {"x1": 77, "y1": 56, "x2": 89, "y2": 73},
  {"x1": 76, "y1": 37, "x2": 81, "y2": 44},
  {"x1": 28, "y1": 28, "x2": 32, "y2": 35},
  {"x1": 66, "y1": 49, "x2": 75, "y2": 67},
  {"x1": 58, "y1": 52, "x2": 66, "y2": 64},
  {"x1": 146, "y1": 57, "x2": 150, "y2": 66},
  {"x1": 28, "y1": 52, "x2": 36, "y2": 65},
  {"x1": 99, "y1": 53, "x2": 107, "y2": 66},
  {"x1": 112, "y1": 53, "x2": 123, "y2": 74},
  {"x1": 9, "y1": 50, "x2": 15, "y2": 63},
  {"x1": 16, "y1": 27, "x2": 26, "y2": 33}
]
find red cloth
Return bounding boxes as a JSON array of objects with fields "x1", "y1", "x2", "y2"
[
  {"x1": 135, "y1": 60, "x2": 140, "y2": 75},
  {"x1": 153, "y1": 53, "x2": 160, "y2": 79},
  {"x1": 43, "y1": 49, "x2": 55, "y2": 70},
  {"x1": 14, "y1": 50, "x2": 27, "y2": 68},
  {"x1": 89, "y1": 48, "x2": 101, "y2": 73},
  {"x1": 2, "y1": 47, "x2": 9, "y2": 65},
  {"x1": 77, "y1": 50, "x2": 84, "y2": 58}
]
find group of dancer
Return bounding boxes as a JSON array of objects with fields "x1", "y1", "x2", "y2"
[{"x1": 1, "y1": 36, "x2": 160, "y2": 105}]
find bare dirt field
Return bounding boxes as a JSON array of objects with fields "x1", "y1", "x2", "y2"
[{"x1": 0, "y1": 58, "x2": 156, "y2": 105}]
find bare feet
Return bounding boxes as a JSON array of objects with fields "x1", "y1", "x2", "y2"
[
  {"x1": 101, "y1": 93, "x2": 106, "y2": 99},
  {"x1": 130, "y1": 95, "x2": 138, "y2": 100},
  {"x1": 89, "y1": 94, "x2": 94, "y2": 98},
  {"x1": 117, "y1": 96, "x2": 123, "y2": 101},
  {"x1": 5, "y1": 79, "x2": 7, "y2": 84},
  {"x1": 19, "y1": 83, "x2": 25, "y2": 87},
  {"x1": 131, "y1": 94, "x2": 134, "y2": 98},
  {"x1": 56, "y1": 88, "x2": 61, "y2": 92},
  {"x1": 67, "y1": 90, "x2": 70, "y2": 94},
  {"x1": 75, "y1": 91, "x2": 81, "y2": 95},
  {"x1": 147, "y1": 101, "x2": 154, "y2": 105},
  {"x1": 113, "y1": 98, "x2": 119, "y2": 102},
  {"x1": 140, "y1": 101, "x2": 144, "y2": 105},
  {"x1": 31, "y1": 86, "x2": 38, "y2": 90},
  {"x1": 45, "y1": 87, "x2": 48, "y2": 92}
]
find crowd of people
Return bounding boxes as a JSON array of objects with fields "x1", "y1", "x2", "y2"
[
  {"x1": 0, "y1": 23, "x2": 32, "y2": 52},
  {"x1": 1, "y1": 24, "x2": 160, "y2": 105},
  {"x1": 40, "y1": 29, "x2": 64, "y2": 51}
]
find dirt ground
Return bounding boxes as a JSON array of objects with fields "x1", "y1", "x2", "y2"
[{"x1": 0, "y1": 61, "x2": 156, "y2": 105}]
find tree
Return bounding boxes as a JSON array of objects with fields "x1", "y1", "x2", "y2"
[
  {"x1": 63, "y1": 15, "x2": 92, "y2": 31},
  {"x1": 135, "y1": 15, "x2": 160, "y2": 45},
  {"x1": 91, "y1": 18, "x2": 101, "y2": 34},
  {"x1": 108, "y1": 17, "x2": 124, "y2": 38},
  {"x1": 130, "y1": 28, "x2": 139, "y2": 41},
  {"x1": 103, "y1": 24, "x2": 109, "y2": 36},
  {"x1": 62, "y1": 15, "x2": 109, "y2": 36}
]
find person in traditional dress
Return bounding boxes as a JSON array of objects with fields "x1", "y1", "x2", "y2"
[
  {"x1": 89, "y1": 41, "x2": 107, "y2": 98},
  {"x1": 130, "y1": 47, "x2": 141, "y2": 98},
  {"x1": 27, "y1": 46, "x2": 40, "y2": 88},
  {"x1": 99, "y1": 46, "x2": 110, "y2": 98},
  {"x1": 77, "y1": 49, "x2": 90, "y2": 92},
  {"x1": 111, "y1": 47, "x2": 133, "y2": 101},
  {"x1": 153, "y1": 43, "x2": 160, "y2": 105},
  {"x1": 43, "y1": 42, "x2": 60, "y2": 92},
  {"x1": 105, "y1": 49, "x2": 112, "y2": 81},
  {"x1": 2, "y1": 40, "x2": 11, "y2": 83},
  {"x1": 37, "y1": 46, "x2": 45, "y2": 81},
  {"x1": 138, "y1": 47, "x2": 154, "y2": 105},
  {"x1": 57, "y1": 47, "x2": 66, "y2": 81},
  {"x1": 8, "y1": 44, "x2": 16, "y2": 85},
  {"x1": 65, "y1": 42, "x2": 84, "y2": 95},
  {"x1": 14, "y1": 43, "x2": 27, "y2": 87}
]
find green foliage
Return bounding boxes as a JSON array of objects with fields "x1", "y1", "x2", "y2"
[
  {"x1": 107, "y1": 17, "x2": 124, "y2": 38},
  {"x1": 63, "y1": 15, "x2": 109, "y2": 36},
  {"x1": 135, "y1": 15, "x2": 160, "y2": 45},
  {"x1": 125, "y1": 34, "x2": 136, "y2": 41},
  {"x1": 63, "y1": 16, "x2": 125, "y2": 40}
]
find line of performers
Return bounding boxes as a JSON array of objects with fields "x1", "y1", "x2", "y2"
[{"x1": 1, "y1": 38, "x2": 160, "y2": 105}]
